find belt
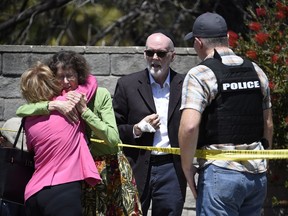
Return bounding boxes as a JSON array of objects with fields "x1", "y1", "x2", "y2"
[{"x1": 150, "y1": 154, "x2": 173, "y2": 165}]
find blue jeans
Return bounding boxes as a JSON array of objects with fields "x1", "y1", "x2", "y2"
[{"x1": 197, "y1": 164, "x2": 267, "y2": 216}]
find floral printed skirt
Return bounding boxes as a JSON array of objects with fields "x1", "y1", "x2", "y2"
[{"x1": 82, "y1": 151, "x2": 142, "y2": 216}]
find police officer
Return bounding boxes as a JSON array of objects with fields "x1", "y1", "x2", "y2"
[{"x1": 179, "y1": 12, "x2": 273, "y2": 216}]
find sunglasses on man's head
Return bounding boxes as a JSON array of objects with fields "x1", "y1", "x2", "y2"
[{"x1": 144, "y1": 50, "x2": 170, "y2": 58}]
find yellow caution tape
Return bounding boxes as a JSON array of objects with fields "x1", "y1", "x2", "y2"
[
  {"x1": 117, "y1": 143, "x2": 180, "y2": 155},
  {"x1": 0, "y1": 128, "x2": 19, "y2": 133},
  {"x1": 2, "y1": 129, "x2": 287, "y2": 161},
  {"x1": 194, "y1": 149, "x2": 288, "y2": 160},
  {"x1": 88, "y1": 138, "x2": 288, "y2": 161},
  {"x1": 117, "y1": 143, "x2": 288, "y2": 160}
]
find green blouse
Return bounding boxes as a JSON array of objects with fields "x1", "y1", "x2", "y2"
[{"x1": 16, "y1": 87, "x2": 121, "y2": 156}]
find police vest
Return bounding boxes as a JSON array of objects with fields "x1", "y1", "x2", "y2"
[{"x1": 197, "y1": 57, "x2": 264, "y2": 148}]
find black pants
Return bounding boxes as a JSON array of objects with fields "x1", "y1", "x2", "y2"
[
  {"x1": 141, "y1": 162, "x2": 185, "y2": 216},
  {"x1": 25, "y1": 181, "x2": 82, "y2": 216},
  {"x1": 0, "y1": 199, "x2": 26, "y2": 216}
]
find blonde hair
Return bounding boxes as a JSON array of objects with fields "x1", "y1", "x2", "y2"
[{"x1": 20, "y1": 62, "x2": 62, "y2": 103}]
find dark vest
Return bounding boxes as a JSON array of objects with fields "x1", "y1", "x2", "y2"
[{"x1": 197, "y1": 57, "x2": 264, "y2": 148}]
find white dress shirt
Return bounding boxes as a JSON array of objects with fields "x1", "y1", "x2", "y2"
[{"x1": 149, "y1": 72, "x2": 171, "y2": 155}]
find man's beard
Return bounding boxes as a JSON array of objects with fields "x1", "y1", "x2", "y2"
[{"x1": 148, "y1": 64, "x2": 163, "y2": 79}]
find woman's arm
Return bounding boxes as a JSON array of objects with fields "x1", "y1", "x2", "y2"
[
  {"x1": 81, "y1": 87, "x2": 120, "y2": 147},
  {"x1": 16, "y1": 100, "x2": 79, "y2": 123},
  {"x1": 16, "y1": 75, "x2": 97, "y2": 121},
  {"x1": 16, "y1": 102, "x2": 49, "y2": 117}
]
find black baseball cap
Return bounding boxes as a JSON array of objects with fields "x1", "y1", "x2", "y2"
[{"x1": 184, "y1": 12, "x2": 227, "y2": 40}]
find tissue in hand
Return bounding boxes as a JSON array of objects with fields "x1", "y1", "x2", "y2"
[{"x1": 138, "y1": 120, "x2": 156, "y2": 133}]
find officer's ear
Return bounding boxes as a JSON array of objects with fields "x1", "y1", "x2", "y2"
[{"x1": 194, "y1": 37, "x2": 203, "y2": 48}]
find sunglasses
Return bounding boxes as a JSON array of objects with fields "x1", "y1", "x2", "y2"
[{"x1": 145, "y1": 50, "x2": 171, "y2": 58}]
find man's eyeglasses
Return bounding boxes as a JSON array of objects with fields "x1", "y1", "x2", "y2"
[{"x1": 144, "y1": 50, "x2": 172, "y2": 58}]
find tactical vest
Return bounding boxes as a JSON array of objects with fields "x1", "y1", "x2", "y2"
[{"x1": 197, "y1": 57, "x2": 264, "y2": 148}]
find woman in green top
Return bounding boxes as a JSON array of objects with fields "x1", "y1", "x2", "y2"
[{"x1": 17, "y1": 50, "x2": 142, "y2": 216}]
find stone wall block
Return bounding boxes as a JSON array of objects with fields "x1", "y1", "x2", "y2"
[
  {"x1": 0, "y1": 54, "x2": 2, "y2": 75},
  {"x1": 3, "y1": 98, "x2": 25, "y2": 120},
  {"x1": 171, "y1": 55, "x2": 200, "y2": 74},
  {"x1": 111, "y1": 54, "x2": 146, "y2": 75},
  {"x1": 3, "y1": 53, "x2": 50, "y2": 76},
  {"x1": 85, "y1": 53, "x2": 110, "y2": 76},
  {"x1": 96, "y1": 76, "x2": 120, "y2": 96},
  {"x1": 0, "y1": 77, "x2": 21, "y2": 98},
  {"x1": 0, "y1": 98, "x2": 4, "y2": 120}
]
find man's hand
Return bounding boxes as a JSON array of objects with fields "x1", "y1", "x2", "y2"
[
  {"x1": 143, "y1": 113, "x2": 161, "y2": 130},
  {"x1": 189, "y1": 165, "x2": 198, "y2": 199},
  {"x1": 133, "y1": 113, "x2": 161, "y2": 136}
]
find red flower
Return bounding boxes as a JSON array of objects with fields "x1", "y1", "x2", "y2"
[
  {"x1": 228, "y1": 30, "x2": 238, "y2": 40},
  {"x1": 254, "y1": 32, "x2": 269, "y2": 45},
  {"x1": 246, "y1": 50, "x2": 257, "y2": 60},
  {"x1": 273, "y1": 45, "x2": 282, "y2": 53},
  {"x1": 248, "y1": 22, "x2": 262, "y2": 31},
  {"x1": 269, "y1": 81, "x2": 275, "y2": 90},
  {"x1": 256, "y1": 7, "x2": 267, "y2": 16},
  {"x1": 276, "y1": 1, "x2": 285, "y2": 10},
  {"x1": 285, "y1": 116, "x2": 288, "y2": 125},
  {"x1": 228, "y1": 30, "x2": 239, "y2": 48},
  {"x1": 276, "y1": 11, "x2": 286, "y2": 19},
  {"x1": 271, "y1": 54, "x2": 279, "y2": 63}
]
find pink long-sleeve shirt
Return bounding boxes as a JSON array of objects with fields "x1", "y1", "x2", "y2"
[{"x1": 24, "y1": 75, "x2": 101, "y2": 201}]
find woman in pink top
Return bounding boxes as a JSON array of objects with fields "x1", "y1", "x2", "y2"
[{"x1": 20, "y1": 57, "x2": 101, "y2": 216}]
